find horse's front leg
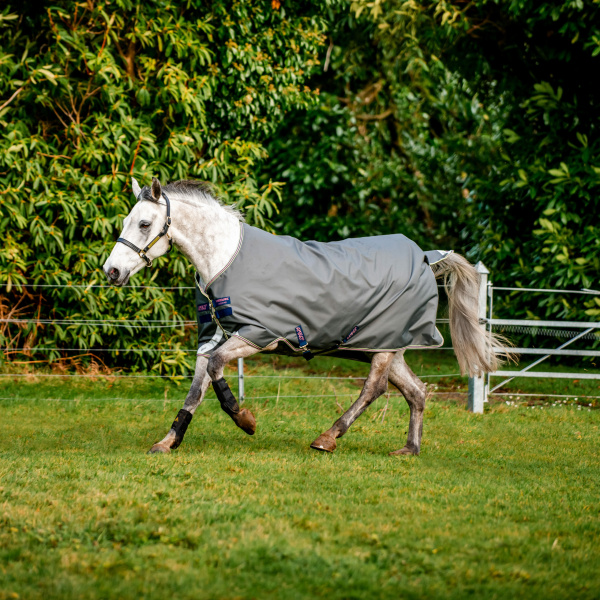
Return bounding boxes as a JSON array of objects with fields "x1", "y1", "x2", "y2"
[
  {"x1": 207, "y1": 336, "x2": 276, "y2": 435},
  {"x1": 148, "y1": 355, "x2": 210, "y2": 454}
]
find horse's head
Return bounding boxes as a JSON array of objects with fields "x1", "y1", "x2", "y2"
[{"x1": 103, "y1": 177, "x2": 172, "y2": 285}]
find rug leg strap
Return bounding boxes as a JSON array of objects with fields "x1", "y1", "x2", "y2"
[
  {"x1": 212, "y1": 377, "x2": 240, "y2": 418},
  {"x1": 170, "y1": 408, "x2": 193, "y2": 450}
]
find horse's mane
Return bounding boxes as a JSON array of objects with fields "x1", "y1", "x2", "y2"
[{"x1": 139, "y1": 179, "x2": 245, "y2": 222}]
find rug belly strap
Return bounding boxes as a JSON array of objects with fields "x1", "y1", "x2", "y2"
[
  {"x1": 212, "y1": 378, "x2": 240, "y2": 417},
  {"x1": 170, "y1": 408, "x2": 193, "y2": 450}
]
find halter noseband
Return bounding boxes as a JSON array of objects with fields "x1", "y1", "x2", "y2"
[{"x1": 116, "y1": 191, "x2": 173, "y2": 267}]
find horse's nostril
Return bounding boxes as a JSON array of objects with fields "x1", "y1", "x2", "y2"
[{"x1": 109, "y1": 268, "x2": 120, "y2": 281}]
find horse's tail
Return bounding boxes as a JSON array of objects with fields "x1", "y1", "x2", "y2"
[{"x1": 431, "y1": 253, "x2": 513, "y2": 377}]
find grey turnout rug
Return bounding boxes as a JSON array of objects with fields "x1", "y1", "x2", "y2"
[{"x1": 195, "y1": 224, "x2": 450, "y2": 362}]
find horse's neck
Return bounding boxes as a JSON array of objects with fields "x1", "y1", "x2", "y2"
[{"x1": 170, "y1": 196, "x2": 241, "y2": 284}]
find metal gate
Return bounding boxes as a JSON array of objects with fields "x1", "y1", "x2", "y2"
[{"x1": 467, "y1": 263, "x2": 600, "y2": 412}]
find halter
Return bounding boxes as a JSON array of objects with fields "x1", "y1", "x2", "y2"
[{"x1": 116, "y1": 191, "x2": 173, "y2": 267}]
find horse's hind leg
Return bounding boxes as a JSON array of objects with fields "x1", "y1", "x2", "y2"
[
  {"x1": 387, "y1": 351, "x2": 427, "y2": 456},
  {"x1": 310, "y1": 352, "x2": 394, "y2": 453},
  {"x1": 148, "y1": 355, "x2": 210, "y2": 454}
]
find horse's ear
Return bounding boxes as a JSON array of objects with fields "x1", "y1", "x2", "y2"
[
  {"x1": 132, "y1": 177, "x2": 142, "y2": 199},
  {"x1": 151, "y1": 177, "x2": 162, "y2": 201}
]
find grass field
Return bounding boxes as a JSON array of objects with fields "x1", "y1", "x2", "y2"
[{"x1": 1, "y1": 351, "x2": 599, "y2": 599}]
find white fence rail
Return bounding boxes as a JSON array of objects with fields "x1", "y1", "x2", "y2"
[{"x1": 467, "y1": 265, "x2": 600, "y2": 412}]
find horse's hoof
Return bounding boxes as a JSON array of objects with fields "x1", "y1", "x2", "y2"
[
  {"x1": 233, "y1": 408, "x2": 256, "y2": 435},
  {"x1": 148, "y1": 443, "x2": 171, "y2": 454},
  {"x1": 310, "y1": 433, "x2": 337, "y2": 453},
  {"x1": 389, "y1": 446, "x2": 418, "y2": 456}
]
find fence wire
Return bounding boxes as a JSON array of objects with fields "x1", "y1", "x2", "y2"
[
  {"x1": 6, "y1": 284, "x2": 195, "y2": 290},
  {"x1": 0, "y1": 391, "x2": 472, "y2": 403},
  {"x1": 2, "y1": 281, "x2": 598, "y2": 403},
  {"x1": 0, "y1": 372, "x2": 462, "y2": 379},
  {"x1": 5, "y1": 391, "x2": 599, "y2": 403}
]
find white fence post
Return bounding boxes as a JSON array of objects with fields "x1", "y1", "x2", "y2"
[
  {"x1": 237, "y1": 357, "x2": 245, "y2": 404},
  {"x1": 467, "y1": 261, "x2": 489, "y2": 413}
]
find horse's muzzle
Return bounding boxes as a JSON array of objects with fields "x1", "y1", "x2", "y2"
[{"x1": 103, "y1": 265, "x2": 130, "y2": 286}]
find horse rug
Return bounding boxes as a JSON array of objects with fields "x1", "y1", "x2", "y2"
[{"x1": 195, "y1": 223, "x2": 450, "y2": 363}]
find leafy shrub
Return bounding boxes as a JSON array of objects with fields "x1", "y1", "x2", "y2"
[
  {"x1": 0, "y1": 1, "x2": 325, "y2": 373},
  {"x1": 261, "y1": 0, "x2": 600, "y2": 325}
]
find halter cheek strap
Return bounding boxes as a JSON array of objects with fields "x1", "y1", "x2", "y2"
[{"x1": 116, "y1": 191, "x2": 173, "y2": 267}]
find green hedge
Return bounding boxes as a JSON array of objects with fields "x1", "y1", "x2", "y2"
[
  {"x1": 0, "y1": 1, "x2": 324, "y2": 373},
  {"x1": 2, "y1": 1, "x2": 598, "y2": 375},
  {"x1": 260, "y1": 0, "x2": 600, "y2": 324}
]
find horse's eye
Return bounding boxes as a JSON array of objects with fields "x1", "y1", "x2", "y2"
[{"x1": 140, "y1": 221, "x2": 151, "y2": 231}]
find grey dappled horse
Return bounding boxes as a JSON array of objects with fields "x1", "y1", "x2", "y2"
[{"x1": 103, "y1": 178, "x2": 506, "y2": 456}]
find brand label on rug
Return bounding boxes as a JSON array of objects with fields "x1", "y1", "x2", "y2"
[
  {"x1": 295, "y1": 325, "x2": 307, "y2": 346},
  {"x1": 214, "y1": 296, "x2": 231, "y2": 307},
  {"x1": 342, "y1": 325, "x2": 359, "y2": 343}
]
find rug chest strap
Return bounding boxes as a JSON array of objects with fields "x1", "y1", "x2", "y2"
[{"x1": 212, "y1": 378, "x2": 240, "y2": 417}]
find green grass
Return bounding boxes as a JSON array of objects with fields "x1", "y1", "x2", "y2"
[{"x1": 1, "y1": 351, "x2": 599, "y2": 599}]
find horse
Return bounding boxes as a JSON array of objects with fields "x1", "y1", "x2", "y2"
[{"x1": 103, "y1": 177, "x2": 507, "y2": 456}]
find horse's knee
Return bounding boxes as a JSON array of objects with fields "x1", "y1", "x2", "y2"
[{"x1": 207, "y1": 354, "x2": 225, "y2": 381}]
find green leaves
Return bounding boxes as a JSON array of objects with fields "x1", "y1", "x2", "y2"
[
  {"x1": 0, "y1": 0, "x2": 325, "y2": 374},
  {"x1": 548, "y1": 163, "x2": 570, "y2": 184},
  {"x1": 260, "y1": 0, "x2": 600, "y2": 332}
]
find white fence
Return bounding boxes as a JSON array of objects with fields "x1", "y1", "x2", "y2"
[
  {"x1": 467, "y1": 263, "x2": 600, "y2": 412},
  {"x1": 2, "y1": 278, "x2": 599, "y2": 409}
]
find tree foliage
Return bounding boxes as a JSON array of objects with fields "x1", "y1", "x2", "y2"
[
  {"x1": 261, "y1": 0, "x2": 600, "y2": 322},
  {"x1": 0, "y1": 0, "x2": 324, "y2": 372},
  {"x1": 2, "y1": 0, "x2": 599, "y2": 374},
  {"x1": 261, "y1": 2, "x2": 507, "y2": 249}
]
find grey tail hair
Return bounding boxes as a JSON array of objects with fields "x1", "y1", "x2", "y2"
[{"x1": 431, "y1": 253, "x2": 514, "y2": 377}]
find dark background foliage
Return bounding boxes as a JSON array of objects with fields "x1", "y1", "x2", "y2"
[
  {"x1": 261, "y1": 0, "x2": 600, "y2": 322},
  {"x1": 1, "y1": 0, "x2": 598, "y2": 373}
]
